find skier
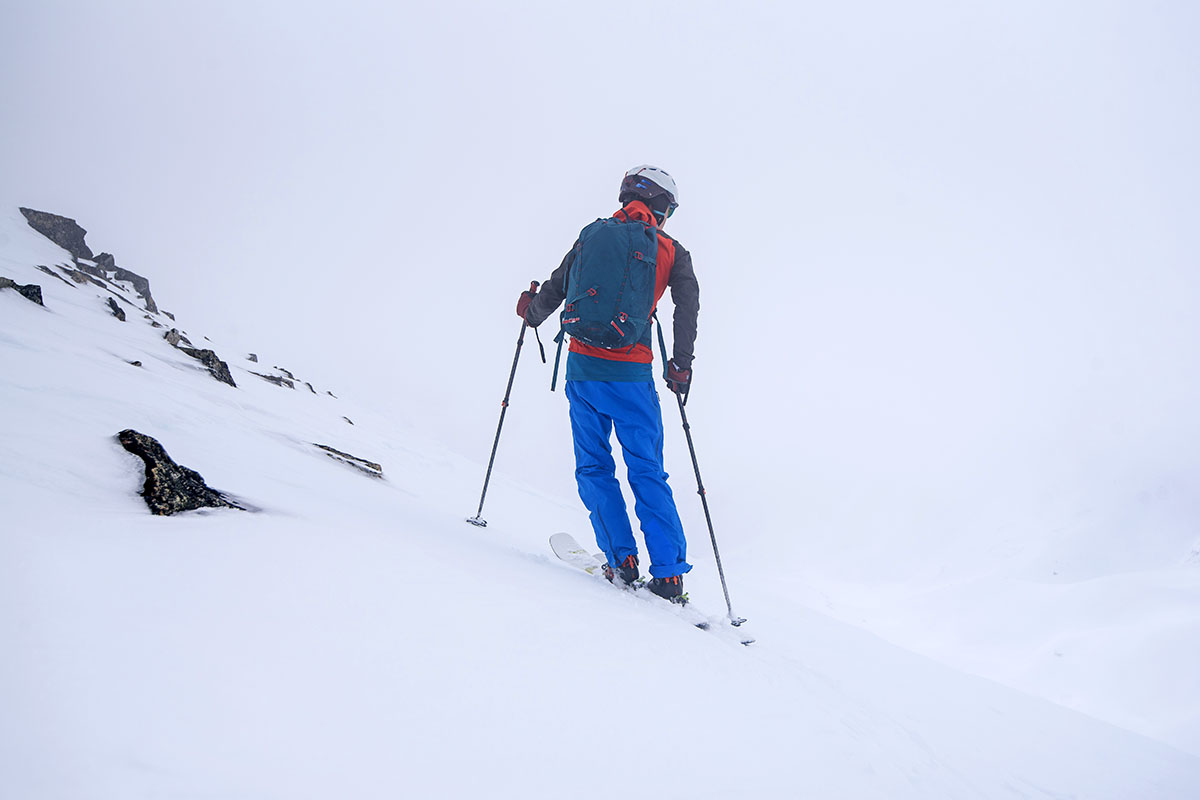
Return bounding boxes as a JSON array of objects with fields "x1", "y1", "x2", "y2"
[{"x1": 517, "y1": 165, "x2": 699, "y2": 601}]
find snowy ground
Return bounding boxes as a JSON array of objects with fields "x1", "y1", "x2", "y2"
[{"x1": 3, "y1": 208, "x2": 1200, "y2": 797}]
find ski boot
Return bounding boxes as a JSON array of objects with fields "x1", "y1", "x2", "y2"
[
  {"x1": 648, "y1": 575, "x2": 686, "y2": 604},
  {"x1": 602, "y1": 554, "x2": 639, "y2": 586}
]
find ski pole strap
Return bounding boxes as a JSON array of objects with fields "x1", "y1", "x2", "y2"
[
  {"x1": 550, "y1": 328, "x2": 566, "y2": 391},
  {"x1": 533, "y1": 326, "x2": 547, "y2": 364},
  {"x1": 653, "y1": 311, "x2": 670, "y2": 380},
  {"x1": 528, "y1": 280, "x2": 547, "y2": 364},
  {"x1": 653, "y1": 310, "x2": 690, "y2": 405}
]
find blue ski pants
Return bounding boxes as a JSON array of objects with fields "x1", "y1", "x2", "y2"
[{"x1": 565, "y1": 380, "x2": 691, "y2": 579}]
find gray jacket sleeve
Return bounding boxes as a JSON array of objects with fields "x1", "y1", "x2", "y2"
[
  {"x1": 667, "y1": 243, "x2": 699, "y2": 370},
  {"x1": 524, "y1": 245, "x2": 576, "y2": 328}
]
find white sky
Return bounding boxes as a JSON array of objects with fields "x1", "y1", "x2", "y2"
[{"x1": 3, "y1": 0, "x2": 1198, "y2": 568}]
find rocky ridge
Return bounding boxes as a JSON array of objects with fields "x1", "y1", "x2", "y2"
[{"x1": 9, "y1": 206, "x2": 383, "y2": 516}]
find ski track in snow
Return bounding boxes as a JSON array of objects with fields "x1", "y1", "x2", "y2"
[{"x1": 3, "y1": 207, "x2": 1200, "y2": 798}]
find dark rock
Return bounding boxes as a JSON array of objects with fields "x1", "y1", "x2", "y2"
[
  {"x1": 20, "y1": 208, "x2": 94, "y2": 259},
  {"x1": 87, "y1": 253, "x2": 158, "y2": 313},
  {"x1": 106, "y1": 296, "x2": 126, "y2": 321},
  {"x1": 326, "y1": 391, "x2": 338, "y2": 398},
  {"x1": 162, "y1": 329, "x2": 235, "y2": 386},
  {"x1": 37, "y1": 265, "x2": 76, "y2": 288},
  {"x1": 314, "y1": 444, "x2": 382, "y2": 478},
  {"x1": 0, "y1": 277, "x2": 44, "y2": 306},
  {"x1": 305, "y1": 382, "x2": 317, "y2": 394},
  {"x1": 247, "y1": 353, "x2": 258, "y2": 363},
  {"x1": 129, "y1": 360, "x2": 143, "y2": 367},
  {"x1": 74, "y1": 257, "x2": 107, "y2": 281},
  {"x1": 180, "y1": 347, "x2": 236, "y2": 387},
  {"x1": 250, "y1": 371, "x2": 294, "y2": 389},
  {"x1": 22, "y1": 284, "x2": 44, "y2": 304},
  {"x1": 163, "y1": 311, "x2": 175, "y2": 321},
  {"x1": 111, "y1": 266, "x2": 158, "y2": 313},
  {"x1": 62, "y1": 266, "x2": 103, "y2": 286},
  {"x1": 164, "y1": 328, "x2": 193, "y2": 347},
  {"x1": 274, "y1": 366, "x2": 296, "y2": 381},
  {"x1": 117, "y1": 429, "x2": 243, "y2": 515},
  {"x1": 343, "y1": 416, "x2": 354, "y2": 425}
]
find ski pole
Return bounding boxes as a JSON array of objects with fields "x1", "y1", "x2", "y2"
[
  {"x1": 467, "y1": 281, "x2": 542, "y2": 527},
  {"x1": 654, "y1": 314, "x2": 746, "y2": 626}
]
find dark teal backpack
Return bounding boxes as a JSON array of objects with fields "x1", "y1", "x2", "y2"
[{"x1": 551, "y1": 217, "x2": 659, "y2": 389}]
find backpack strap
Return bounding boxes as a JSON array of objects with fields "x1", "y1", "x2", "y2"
[
  {"x1": 550, "y1": 328, "x2": 566, "y2": 392},
  {"x1": 550, "y1": 249, "x2": 573, "y2": 392}
]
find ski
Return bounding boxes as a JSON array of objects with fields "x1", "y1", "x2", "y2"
[{"x1": 549, "y1": 532, "x2": 755, "y2": 645}]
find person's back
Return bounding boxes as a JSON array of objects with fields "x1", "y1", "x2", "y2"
[{"x1": 517, "y1": 166, "x2": 699, "y2": 600}]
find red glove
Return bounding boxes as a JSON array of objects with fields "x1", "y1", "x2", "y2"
[
  {"x1": 516, "y1": 280, "x2": 539, "y2": 320},
  {"x1": 516, "y1": 291, "x2": 534, "y2": 319},
  {"x1": 665, "y1": 360, "x2": 692, "y2": 396}
]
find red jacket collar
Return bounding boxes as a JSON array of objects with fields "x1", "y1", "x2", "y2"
[{"x1": 614, "y1": 200, "x2": 658, "y2": 227}]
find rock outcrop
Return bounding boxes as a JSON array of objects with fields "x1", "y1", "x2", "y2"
[
  {"x1": 106, "y1": 297, "x2": 126, "y2": 321},
  {"x1": 60, "y1": 264, "x2": 105, "y2": 287},
  {"x1": 314, "y1": 444, "x2": 383, "y2": 478},
  {"x1": 116, "y1": 429, "x2": 243, "y2": 515},
  {"x1": 19, "y1": 208, "x2": 94, "y2": 259},
  {"x1": 36, "y1": 265, "x2": 75, "y2": 288},
  {"x1": 163, "y1": 329, "x2": 236, "y2": 386},
  {"x1": 164, "y1": 328, "x2": 194, "y2": 348},
  {"x1": 180, "y1": 346, "x2": 236, "y2": 387},
  {"x1": 95, "y1": 253, "x2": 159, "y2": 313},
  {"x1": 250, "y1": 371, "x2": 294, "y2": 389},
  {"x1": 0, "y1": 277, "x2": 44, "y2": 306},
  {"x1": 19, "y1": 208, "x2": 241, "y2": 391},
  {"x1": 17, "y1": 210, "x2": 160, "y2": 313}
]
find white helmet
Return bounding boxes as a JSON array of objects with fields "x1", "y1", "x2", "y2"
[{"x1": 620, "y1": 165, "x2": 679, "y2": 210}]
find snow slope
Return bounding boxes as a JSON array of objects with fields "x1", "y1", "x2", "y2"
[{"x1": 3, "y1": 208, "x2": 1199, "y2": 798}]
